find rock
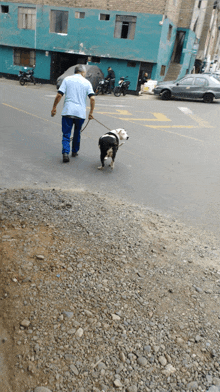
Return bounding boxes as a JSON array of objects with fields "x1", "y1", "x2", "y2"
[
  {"x1": 207, "y1": 387, "x2": 220, "y2": 392},
  {"x1": 20, "y1": 319, "x2": 30, "y2": 327},
  {"x1": 75, "y1": 328, "x2": 84, "y2": 337},
  {"x1": 137, "y1": 357, "x2": 148, "y2": 367},
  {"x1": 161, "y1": 364, "x2": 176, "y2": 376},
  {"x1": 158, "y1": 356, "x2": 167, "y2": 366},
  {"x1": 70, "y1": 364, "x2": 79, "y2": 376},
  {"x1": 127, "y1": 386, "x2": 138, "y2": 392},
  {"x1": 114, "y1": 379, "x2": 123, "y2": 387},
  {"x1": 186, "y1": 381, "x2": 198, "y2": 391},
  {"x1": 111, "y1": 314, "x2": 121, "y2": 321},
  {"x1": 34, "y1": 388, "x2": 52, "y2": 392},
  {"x1": 36, "y1": 255, "x2": 45, "y2": 260},
  {"x1": 63, "y1": 311, "x2": 74, "y2": 318},
  {"x1": 119, "y1": 351, "x2": 126, "y2": 362}
]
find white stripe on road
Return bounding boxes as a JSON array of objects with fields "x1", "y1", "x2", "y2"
[{"x1": 178, "y1": 107, "x2": 193, "y2": 114}]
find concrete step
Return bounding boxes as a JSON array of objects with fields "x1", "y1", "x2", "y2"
[{"x1": 164, "y1": 63, "x2": 182, "y2": 81}]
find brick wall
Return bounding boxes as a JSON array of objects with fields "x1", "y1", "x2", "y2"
[
  {"x1": 178, "y1": 0, "x2": 197, "y2": 28},
  {"x1": 1, "y1": 0, "x2": 167, "y2": 15}
]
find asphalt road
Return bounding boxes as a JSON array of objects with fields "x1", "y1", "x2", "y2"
[{"x1": 1, "y1": 79, "x2": 220, "y2": 234}]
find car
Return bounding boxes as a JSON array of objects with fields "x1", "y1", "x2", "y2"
[
  {"x1": 56, "y1": 64, "x2": 104, "y2": 91},
  {"x1": 153, "y1": 74, "x2": 220, "y2": 103}
]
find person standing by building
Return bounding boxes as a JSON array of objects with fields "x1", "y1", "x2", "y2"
[
  {"x1": 105, "y1": 66, "x2": 115, "y2": 94},
  {"x1": 51, "y1": 65, "x2": 95, "y2": 163}
]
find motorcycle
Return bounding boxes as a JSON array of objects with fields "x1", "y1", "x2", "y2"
[
  {"x1": 95, "y1": 79, "x2": 110, "y2": 95},
  {"x1": 18, "y1": 67, "x2": 36, "y2": 86},
  {"x1": 114, "y1": 76, "x2": 130, "y2": 97}
]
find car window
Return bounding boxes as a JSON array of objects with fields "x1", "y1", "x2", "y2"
[
  {"x1": 194, "y1": 78, "x2": 208, "y2": 86},
  {"x1": 210, "y1": 76, "x2": 220, "y2": 84},
  {"x1": 178, "y1": 77, "x2": 194, "y2": 85}
]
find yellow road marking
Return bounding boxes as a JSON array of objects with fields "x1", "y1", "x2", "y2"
[
  {"x1": 2, "y1": 103, "x2": 60, "y2": 125},
  {"x1": 189, "y1": 114, "x2": 213, "y2": 128},
  {"x1": 3, "y1": 103, "x2": 205, "y2": 142},
  {"x1": 96, "y1": 111, "x2": 171, "y2": 122}
]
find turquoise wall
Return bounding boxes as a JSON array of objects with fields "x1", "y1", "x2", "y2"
[
  {"x1": 0, "y1": 46, "x2": 51, "y2": 80},
  {"x1": 154, "y1": 18, "x2": 177, "y2": 81},
  {"x1": 1, "y1": 4, "x2": 162, "y2": 62},
  {"x1": 178, "y1": 29, "x2": 197, "y2": 78}
]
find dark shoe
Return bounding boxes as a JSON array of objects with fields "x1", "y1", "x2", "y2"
[
  {"x1": 72, "y1": 152, "x2": 78, "y2": 157},
  {"x1": 63, "y1": 153, "x2": 69, "y2": 163},
  {"x1": 107, "y1": 92, "x2": 111, "y2": 94}
]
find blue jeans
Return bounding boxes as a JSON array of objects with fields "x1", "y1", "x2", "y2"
[{"x1": 62, "y1": 116, "x2": 85, "y2": 154}]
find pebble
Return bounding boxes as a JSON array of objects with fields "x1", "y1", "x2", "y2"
[
  {"x1": 20, "y1": 319, "x2": 30, "y2": 327},
  {"x1": 137, "y1": 357, "x2": 148, "y2": 367}
]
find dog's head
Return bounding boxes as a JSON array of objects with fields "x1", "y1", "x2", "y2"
[{"x1": 114, "y1": 128, "x2": 129, "y2": 141}]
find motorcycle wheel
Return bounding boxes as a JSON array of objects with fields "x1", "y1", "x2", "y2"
[
  {"x1": 114, "y1": 87, "x2": 121, "y2": 97},
  {"x1": 19, "y1": 78, "x2": 25, "y2": 86}
]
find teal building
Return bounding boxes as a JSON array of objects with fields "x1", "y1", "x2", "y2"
[{"x1": 0, "y1": 3, "x2": 197, "y2": 90}]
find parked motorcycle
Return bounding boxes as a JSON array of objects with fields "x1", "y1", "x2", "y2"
[
  {"x1": 95, "y1": 79, "x2": 110, "y2": 95},
  {"x1": 114, "y1": 76, "x2": 130, "y2": 97},
  {"x1": 18, "y1": 67, "x2": 36, "y2": 86}
]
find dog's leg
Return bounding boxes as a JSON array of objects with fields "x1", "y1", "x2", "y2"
[
  {"x1": 98, "y1": 150, "x2": 106, "y2": 170},
  {"x1": 109, "y1": 146, "x2": 117, "y2": 170}
]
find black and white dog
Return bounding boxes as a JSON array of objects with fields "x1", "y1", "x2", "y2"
[{"x1": 98, "y1": 128, "x2": 129, "y2": 170}]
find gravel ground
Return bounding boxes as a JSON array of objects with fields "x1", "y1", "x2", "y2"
[{"x1": 0, "y1": 188, "x2": 220, "y2": 392}]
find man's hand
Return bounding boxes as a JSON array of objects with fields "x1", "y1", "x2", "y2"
[
  {"x1": 51, "y1": 107, "x2": 56, "y2": 117},
  {"x1": 51, "y1": 93, "x2": 62, "y2": 117},
  {"x1": 88, "y1": 112, "x2": 94, "y2": 120}
]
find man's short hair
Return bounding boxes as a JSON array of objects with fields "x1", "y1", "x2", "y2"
[
  {"x1": 75, "y1": 64, "x2": 86, "y2": 74},
  {"x1": 107, "y1": 67, "x2": 111, "y2": 70}
]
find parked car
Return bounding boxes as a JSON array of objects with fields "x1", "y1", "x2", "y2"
[
  {"x1": 153, "y1": 74, "x2": 220, "y2": 103},
  {"x1": 56, "y1": 64, "x2": 104, "y2": 91}
]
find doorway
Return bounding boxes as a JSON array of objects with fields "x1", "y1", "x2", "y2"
[
  {"x1": 172, "y1": 31, "x2": 186, "y2": 63},
  {"x1": 50, "y1": 52, "x2": 87, "y2": 83}
]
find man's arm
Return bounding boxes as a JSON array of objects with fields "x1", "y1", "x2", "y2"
[
  {"x1": 51, "y1": 92, "x2": 63, "y2": 117},
  {"x1": 88, "y1": 95, "x2": 95, "y2": 119}
]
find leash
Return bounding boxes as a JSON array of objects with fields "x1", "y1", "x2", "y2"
[{"x1": 70, "y1": 117, "x2": 111, "y2": 141}]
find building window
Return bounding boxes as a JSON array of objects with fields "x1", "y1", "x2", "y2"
[
  {"x1": 160, "y1": 65, "x2": 166, "y2": 76},
  {"x1": 18, "y1": 7, "x2": 36, "y2": 30},
  {"x1": 50, "y1": 10, "x2": 68, "y2": 33},
  {"x1": 91, "y1": 56, "x2": 100, "y2": 63},
  {"x1": 14, "y1": 48, "x2": 36, "y2": 67},
  {"x1": 75, "y1": 11, "x2": 85, "y2": 19},
  {"x1": 127, "y1": 61, "x2": 136, "y2": 67},
  {"x1": 100, "y1": 13, "x2": 110, "y2": 20},
  {"x1": 167, "y1": 24, "x2": 173, "y2": 41},
  {"x1": 1, "y1": 5, "x2": 9, "y2": 13},
  {"x1": 114, "y1": 15, "x2": 137, "y2": 40}
]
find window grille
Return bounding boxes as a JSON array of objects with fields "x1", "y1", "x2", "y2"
[
  {"x1": 18, "y1": 7, "x2": 36, "y2": 30},
  {"x1": 114, "y1": 15, "x2": 137, "y2": 40},
  {"x1": 14, "y1": 48, "x2": 36, "y2": 67},
  {"x1": 50, "y1": 10, "x2": 68, "y2": 33}
]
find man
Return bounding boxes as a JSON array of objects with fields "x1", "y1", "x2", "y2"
[
  {"x1": 105, "y1": 66, "x2": 115, "y2": 94},
  {"x1": 51, "y1": 64, "x2": 95, "y2": 163},
  {"x1": 138, "y1": 72, "x2": 149, "y2": 95}
]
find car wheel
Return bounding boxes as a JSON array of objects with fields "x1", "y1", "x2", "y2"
[
  {"x1": 203, "y1": 93, "x2": 213, "y2": 103},
  {"x1": 161, "y1": 89, "x2": 171, "y2": 100}
]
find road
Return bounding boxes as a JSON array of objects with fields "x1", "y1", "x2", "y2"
[{"x1": 1, "y1": 79, "x2": 220, "y2": 234}]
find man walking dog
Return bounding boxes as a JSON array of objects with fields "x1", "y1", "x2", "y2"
[{"x1": 51, "y1": 64, "x2": 95, "y2": 163}]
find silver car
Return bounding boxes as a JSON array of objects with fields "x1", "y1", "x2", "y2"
[{"x1": 153, "y1": 74, "x2": 220, "y2": 103}]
